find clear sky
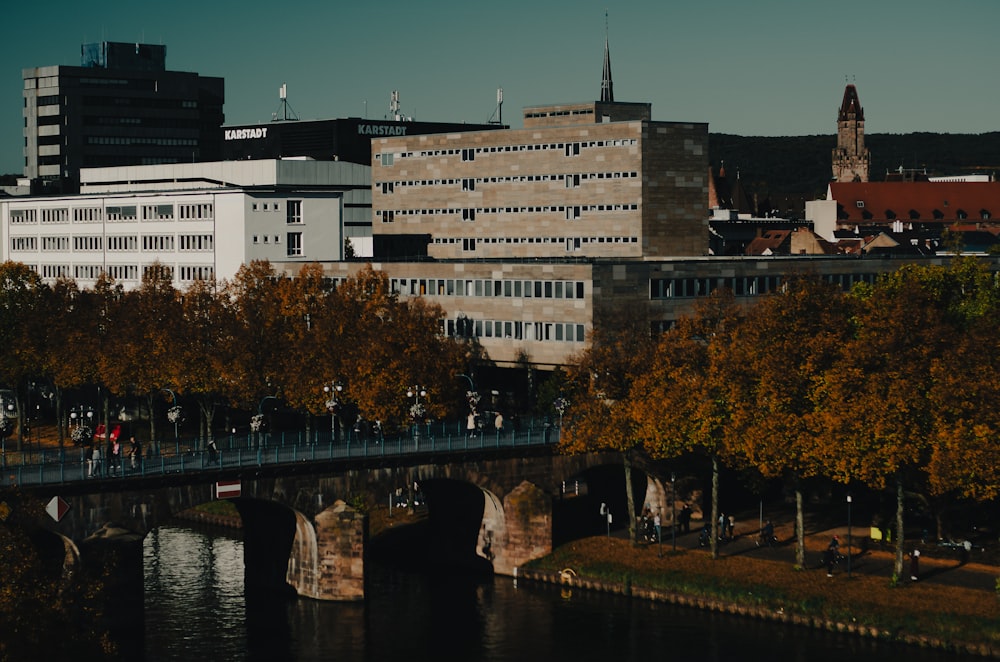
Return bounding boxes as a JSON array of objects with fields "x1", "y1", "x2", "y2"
[{"x1": 3, "y1": 0, "x2": 998, "y2": 175}]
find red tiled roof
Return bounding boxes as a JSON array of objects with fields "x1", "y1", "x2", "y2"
[{"x1": 829, "y1": 181, "x2": 1000, "y2": 224}]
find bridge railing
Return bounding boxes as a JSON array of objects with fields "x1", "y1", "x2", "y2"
[{"x1": 0, "y1": 425, "x2": 562, "y2": 489}]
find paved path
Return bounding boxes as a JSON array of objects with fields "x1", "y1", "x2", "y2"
[{"x1": 653, "y1": 505, "x2": 998, "y2": 593}]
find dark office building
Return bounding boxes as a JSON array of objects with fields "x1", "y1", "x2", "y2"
[
  {"x1": 22, "y1": 42, "x2": 225, "y2": 194},
  {"x1": 222, "y1": 117, "x2": 507, "y2": 166}
]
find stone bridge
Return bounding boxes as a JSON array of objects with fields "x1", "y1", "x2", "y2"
[{"x1": 27, "y1": 446, "x2": 676, "y2": 603}]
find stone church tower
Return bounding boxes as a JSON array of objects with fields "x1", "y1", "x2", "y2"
[{"x1": 832, "y1": 84, "x2": 870, "y2": 182}]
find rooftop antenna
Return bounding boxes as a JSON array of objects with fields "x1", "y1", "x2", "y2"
[
  {"x1": 388, "y1": 90, "x2": 412, "y2": 121},
  {"x1": 273, "y1": 83, "x2": 299, "y2": 122},
  {"x1": 488, "y1": 87, "x2": 503, "y2": 124}
]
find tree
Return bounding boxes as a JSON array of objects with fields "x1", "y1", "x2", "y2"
[
  {"x1": 722, "y1": 275, "x2": 850, "y2": 567},
  {"x1": 816, "y1": 265, "x2": 950, "y2": 577},
  {"x1": 171, "y1": 278, "x2": 236, "y2": 448},
  {"x1": 0, "y1": 262, "x2": 47, "y2": 451},
  {"x1": 561, "y1": 302, "x2": 659, "y2": 543},
  {"x1": 129, "y1": 265, "x2": 183, "y2": 445},
  {"x1": 629, "y1": 290, "x2": 741, "y2": 558}
]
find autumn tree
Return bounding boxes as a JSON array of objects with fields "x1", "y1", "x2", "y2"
[
  {"x1": 561, "y1": 302, "x2": 659, "y2": 543},
  {"x1": 722, "y1": 275, "x2": 850, "y2": 567},
  {"x1": 0, "y1": 262, "x2": 47, "y2": 451},
  {"x1": 923, "y1": 258, "x2": 1000, "y2": 513},
  {"x1": 128, "y1": 265, "x2": 184, "y2": 444},
  {"x1": 816, "y1": 264, "x2": 952, "y2": 577},
  {"x1": 629, "y1": 290, "x2": 741, "y2": 558},
  {"x1": 170, "y1": 278, "x2": 236, "y2": 449}
]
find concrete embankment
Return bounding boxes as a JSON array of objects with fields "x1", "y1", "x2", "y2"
[{"x1": 513, "y1": 567, "x2": 999, "y2": 659}]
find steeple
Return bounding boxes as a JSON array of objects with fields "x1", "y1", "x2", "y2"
[
  {"x1": 832, "y1": 81, "x2": 870, "y2": 183},
  {"x1": 600, "y1": 13, "x2": 614, "y2": 103}
]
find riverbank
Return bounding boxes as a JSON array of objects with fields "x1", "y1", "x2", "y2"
[{"x1": 519, "y1": 536, "x2": 999, "y2": 658}]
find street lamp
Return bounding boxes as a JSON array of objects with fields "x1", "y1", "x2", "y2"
[
  {"x1": 847, "y1": 494, "x2": 853, "y2": 578},
  {"x1": 407, "y1": 385, "x2": 427, "y2": 440},
  {"x1": 600, "y1": 502, "x2": 611, "y2": 538},
  {"x1": 671, "y1": 472, "x2": 677, "y2": 552},
  {"x1": 0, "y1": 402, "x2": 15, "y2": 463},
  {"x1": 162, "y1": 389, "x2": 182, "y2": 452},
  {"x1": 323, "y1": 381, "x2": 343, "y2": 443}
]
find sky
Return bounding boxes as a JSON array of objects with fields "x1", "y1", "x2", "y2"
[{"x1": 2, "y1": 0, "x2": 999, "y2": 175}]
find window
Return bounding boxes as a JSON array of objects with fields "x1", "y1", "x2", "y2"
[
  {"x1": 461, "y1": 148, "x2": 475, "y2": 162},
  {"x1": 462, "y1": 178, "x2": 475, "y2": 192},
  {"x1": 287, "y1": 232, "x2": 303, "y2": 256},
  {"x1": 287, "y1": 200, "x2": 302, "y2": 224},
  {"x1": 462, "y1": 238, "x2": 476, "y2": 252},
  {"x1": 380, "y1": 152, "x2": 394, "y2": 166},
  {"x1": 855, "y1": 200, "x2": 865, "y2": 208}
]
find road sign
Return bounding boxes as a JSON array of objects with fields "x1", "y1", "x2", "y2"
[
  {"x1": 215, "y1": 480, "x2": 241, "y2": 499},
  {"x1": 46, "y1": 496, "x2": 70, "y2": 522}
]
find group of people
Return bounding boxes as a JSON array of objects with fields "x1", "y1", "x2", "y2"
[
  {"x1": 85, "y1": 436, "x2": 142, "y2": 478},
  {"x1": 466, "y1": 411, "x2": 508, "y2": 437}
]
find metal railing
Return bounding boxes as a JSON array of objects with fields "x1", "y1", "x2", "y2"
[{"x1": 0, "y1": 424, "x2": 562, "y2": 488}]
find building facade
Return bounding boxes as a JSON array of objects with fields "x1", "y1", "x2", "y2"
[
  {"x1": 370, "y1": 101, "x2": 709, "y2": 261},
  {"x1": 22, "y1": 42, "x2": 225, "y2": 194},
  {"x1": 1, "y1": 160, "x2": 366, "y2": 290}
]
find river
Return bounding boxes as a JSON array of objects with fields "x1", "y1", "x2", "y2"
[{"x1": 135, "y1": 523, "x2": 976, "y2": 662}]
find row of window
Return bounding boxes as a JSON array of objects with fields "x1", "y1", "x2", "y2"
[
  {"x1": 649, "y1": 272, "x2": 882, "y2": 300},
  {"x1": 251, "y1": 232, "x2": 303, "y2": 256},
  {"x1": 378, "y1": 138, "x2": 637, "y2": 164},
  {"x1": 377, "y1": 170, "x2": 638, "y2": 193},
  {"x1": 445, "y1": 318, "x2": 586, "y2": 343},
  {"x1": 10, "y1": 233, "x2": 215, "y2": 252},
  {"x1": 432, "y1": 235, "x2": 638, "y2": 253},
  {"x1": 9, "y1": 203, "x2": 214, "y2": 224},
  {"x1": 378, "y1": 203, "x2": 638, "y2": 223},
  {"x1": 392, "y1": 277, "x2": 586, "y2": 300},
  {"x1": 33, "y1": 263, "x2": 213, "y2": 282},
  {"x1": 86, "y1": 136, "x2": 198, "y2": 147}
]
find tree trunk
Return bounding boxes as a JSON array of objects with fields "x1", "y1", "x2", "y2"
[
  {"x1": 623, "y1": 449, "x2": 637, "y2": 543},
  {"x1": 710, "y1": 454, "x2": 720, "y2": 559},
  {"x1": 795, "y1": 486, "x2": 806, "y2": 569},
  {"x1": 894, "y1": 475, "x2": 905, "y2": 578},
  {"x1": 56, "y1": 387, "x2": 64, "y2": 448}
]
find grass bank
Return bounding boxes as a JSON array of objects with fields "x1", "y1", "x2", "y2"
[{"x1": 521, "y1": 537, "x2": 1000, "y2": 657}]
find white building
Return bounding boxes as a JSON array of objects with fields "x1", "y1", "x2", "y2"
[{"x1": 1, "y1": 159, "x2": 370, "y2": 290}]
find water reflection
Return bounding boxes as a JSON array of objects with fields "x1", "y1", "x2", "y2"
[{"x1": 142, "y1": 525, "x2": 977, "y2": 662}]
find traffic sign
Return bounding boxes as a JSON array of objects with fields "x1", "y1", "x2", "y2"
[
  {"x1": 46, "y1": 496, "x2": 70, "y2": 522},
  {"x1": 215, "y1": 480, "x2": 241, "y2": 499}
]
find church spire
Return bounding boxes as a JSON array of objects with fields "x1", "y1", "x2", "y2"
[{"x1": 600, "y1": 12, "x2": 614, "y2": 103}]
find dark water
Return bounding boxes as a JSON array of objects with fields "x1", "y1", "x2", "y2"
[{"x1": 140, "y1": 524, "x2": 977, "y2": 662}]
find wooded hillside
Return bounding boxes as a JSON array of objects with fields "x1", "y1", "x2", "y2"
[{"x1": 708, "y1": 132, "x2": 1000, "y2": 199}]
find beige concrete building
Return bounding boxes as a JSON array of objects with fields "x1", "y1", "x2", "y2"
[{"x1": 370, "y1": 101, "x2": 709, "y2": 261}]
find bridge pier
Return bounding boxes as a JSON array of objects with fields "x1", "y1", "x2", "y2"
[
  {"x1": 286, "y1": 500, "x2": 366, "y2": 601},
  {"x1": 482, "y1": 480, "x2": 552, "y2": 576}
]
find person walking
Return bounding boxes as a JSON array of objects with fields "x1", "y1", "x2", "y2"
[
  {"x1": 494, "y1": 411, "x2": 504, "y2": 434},
  {"x1": 91, "y1": 444, "x2": 102, "y2": 477},
  {"x1": 467, "y1": 412, "x2": 477, "y2": 438},
  {"x1": 679, "y1": 504, "x2": 692, "y2": 533},
  {"x1": 910, "y1": 548, "x2": 921, "y2": 581},
  {"x1": 110, "y1": 439, "x2": 121, "y2": 476},
  {"x1": 824, "y1": 535, "x2": 840, "y2": 577}
]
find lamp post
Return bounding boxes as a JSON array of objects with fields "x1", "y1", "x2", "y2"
[
  {"x1": 407, "y1": 385, "x2": 427, "y2": 440},
  {"x1": 255, "y1": 395, "x2": 279, "y2": 447},
  {"x1": 323, "y1": 381, "x2": 343, "y2": 443},
  {"x1": 162, "y1": 389, "x2": 181, "y2": 453},
  {"x1": 671, "y1": 472, "x2": 677, "y2": 552},
  {"x1": 600, "y1": 502, "x2": 611, "y2": 538},
  {"x1": 0, "y1": 402, "x2": 15, "y2": 465},
  {"x1": 847, "y1": 494, "x2": 853, "y2": 578}
]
